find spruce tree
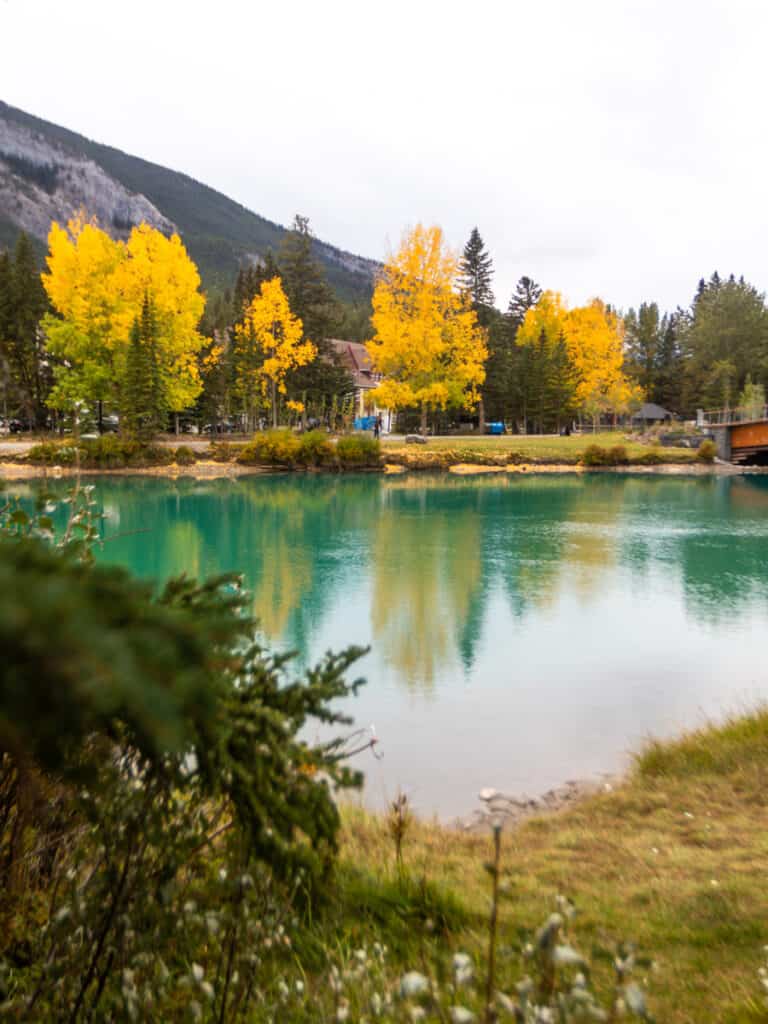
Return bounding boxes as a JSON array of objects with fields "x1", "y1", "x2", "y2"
[
  {"x1": 279, "y1": 216, "x2": 340, "y2": 344},
  {"x1": 0, "y1": 252, "x2": 11, "y2": 423},
  {"x1": 457, "y1": 228, "x2": 495, "y2": 431},
  {"x1": 655, "y1": 313, "x2": 683, "y2": 411},
  {"x1": 503, "y1": 277, "x2": 543, "y2": 431},
  {"x1": 506, "y1": 275, "x2": 543, "y2": 330},
  {"x1": 279, "y1": 216, "x2": 350, "y2": 423},
  {"x1": 1, "y1": 233, "x2": 50, "y2": 426},
  {"x1": 458, "y1": 227, "x2": 495, "y2": 323},
  {"x1": 624, "y1": 302, "x2": 662, "y2": 399},
  {"x1": 122, "y1": 293, "x2": 165, "y2": 439},
  {"x1": 549, "y1": 331, "x2": 577, "y2": 431}
]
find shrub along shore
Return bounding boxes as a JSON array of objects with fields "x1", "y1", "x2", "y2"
[{"x1": 0, "y1": 431, "x2": 729, "y2": 477}]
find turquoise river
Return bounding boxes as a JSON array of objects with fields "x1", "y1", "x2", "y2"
[{"x1": 16, "y1": 471, "x2": 768, "y2": 818}]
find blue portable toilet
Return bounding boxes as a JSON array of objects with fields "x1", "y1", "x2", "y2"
[{"x1": 486, "y1": 421, "x2": 504, "y2": 435}]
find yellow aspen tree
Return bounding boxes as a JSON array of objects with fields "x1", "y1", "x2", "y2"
[
  {"x1": 366, "y1": 224, "x2": 487, "y2": 434},
  {"x1": 42, "y1": 217, "x2": 207, "y2": 428},
  {"x1": 517, "y1": 292, "x2": 640, "y2": 427},
  {"x1": 42, "y1": 216, "x2": 126, "y2": 415},
  {"x1": 564, "y1": 299, "x2": 635, "y2": 426},
  {"x1": 112, "y1": 224, "x2": 206, "y2": 418},
  {"x1": 235, "y1": 277, "x2": 316, "y2": 429},
  {"x1": 515, "y1": 290, "x2": 569, "y2": 348}
]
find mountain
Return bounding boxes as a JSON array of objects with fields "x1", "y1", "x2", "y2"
[{"x1": 0, "y1": 100, "x2": 377, "y2": 302}]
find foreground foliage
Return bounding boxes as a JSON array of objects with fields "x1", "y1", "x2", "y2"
[{"x1": 0, "y1": 488, "x2": 366, "y2": 1020}]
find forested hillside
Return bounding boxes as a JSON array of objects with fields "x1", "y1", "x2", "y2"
[{"x1": 0, "y1": 100, "x2": 377, "y2": 300}]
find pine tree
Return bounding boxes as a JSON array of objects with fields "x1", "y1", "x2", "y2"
[
  {"x1": 0, "y1": 233, "x2": 50, "y2": 426},
  {"x1": 279, "y1": 216, "x2": 351, "y2": 423},
  {"x1": 279, "y1": 216, "x2": 339, "y2": 344},
  {"x1": 506, "y1": 276, "x2": 543, "y2": 330},
  {"x1": 122, "y1": 293, "x2": 165, "y2": 439},
  {"x1": 458, "y1": 227, "x2": 495, "y2": 323},
  {"x1": 624, "y1": 302, "x2": 662, "y2": 399},
  {"x1": 457, "y1": 229, "x2": 495, "y2": 431},
  {"x1": 549, "y1": 331, "x2": 577, "y2": 431},
  {"x1": 655, "y1": 313, "x2": 683, "y2": 411}
]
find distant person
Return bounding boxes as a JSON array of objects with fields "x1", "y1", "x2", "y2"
[{"x1": 373, "y1": 415, "x2": 381, "y2": 439}]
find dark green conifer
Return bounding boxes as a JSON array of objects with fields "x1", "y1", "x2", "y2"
[
  {"x1": 459, "y1": 227, "x2": 495, "y2": 323},
  {"x1": 123, "y1": 293, "x2": 165, "y2": 439}
]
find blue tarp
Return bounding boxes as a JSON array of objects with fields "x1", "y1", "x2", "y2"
[
  {"x1": 486, "y1": 422, "x2": 505, "y2": 435},
  {"x1": 354, "y1": 415, "x2": 377, "y2": 431}
]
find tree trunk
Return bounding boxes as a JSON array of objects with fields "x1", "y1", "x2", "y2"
[
  {"x1": 420, "y1": 402, "x2": 427, "y2": 436},
  {"x1": 271, "y1": 379, "x2": 278, "y2": 429},
  {"x1": 478, "y1": 396, "x2": 486, "y2": 435},
  {"x1": 302, "y1": 390, "x2": 307, "y2": 431},
  {"x1": 98, "y1": 399, "x2": 103, "y2": 435},
  {"x1": 174, "y1": 413, "x2": 179, "y2": 436}
]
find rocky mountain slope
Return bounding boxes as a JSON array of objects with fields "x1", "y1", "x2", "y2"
[{"x1": 0, "y1": 101, "x2": 377, "y2": 301}]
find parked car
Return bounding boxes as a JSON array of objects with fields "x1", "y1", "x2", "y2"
[
  {"x1": 8, "y1": 419, "x2": 30, "y2": 434},
  {"x1": 202, "y1": 420, "x2": 236, "y2": 434}
]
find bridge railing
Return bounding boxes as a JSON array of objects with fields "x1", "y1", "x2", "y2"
[{"x1": 700, "y1": 405, "x2": 768, "y2": 426}]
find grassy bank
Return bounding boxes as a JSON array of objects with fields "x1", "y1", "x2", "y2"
[
  {"x1": 383, "y1": 432, "x2": 701, "y2": 468},
  {"x1": 0, "y1": 431, "x2": 707, "y2": 474},
  {"x1": 333, "y1": 708, "x2": 768, "y2": 1022}
]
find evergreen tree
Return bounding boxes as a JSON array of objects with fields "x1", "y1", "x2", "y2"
[
  {"x1": 500, "y1": 276, "x2": 543, "y2": 431},
  {"x1": 654, "y1": 312, "x2": 684, "y2": 412},
  {"x1": 458, "y1": 227, "x2": 495, "y2": 322},
  {"x1": 624, "y1": 302, "x2": 662, "y2": 399},
  {"x1": 279, "y1": 216, "x2": 340, "y2": 343},
  {"x1": 549, "y1": 331, "x2": 578, "y2": 430},
  {"x1": 0, "y1": 252, "x2": 12, "y2": 422},
  {"x1": 279, "y1": 216, "x2": 351, "y2": 423},
  {"x1": 506, "y1": 275, "x2": 543, "y2": 330},
  {"x1": 0, "y1": 233, "x2": 50, "y2": 426},
  {"x1": 679, "y1": 273, "x2": 768, "y2": 413},
  {"x1": 122, "y1": 293, "x2": 165, "y2": 439},
  {"x1": 457, "y1": 228, "x2": 495, "y2": 430}
]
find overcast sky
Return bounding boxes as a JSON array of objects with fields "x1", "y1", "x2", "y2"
[{"x1": 2, "y1": 0, "x2": 767, "y2": 311}]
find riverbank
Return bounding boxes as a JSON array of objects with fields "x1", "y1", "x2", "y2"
[
  {"x1": 0, "y1": 430, "x2": 741, "y2": 479},
  {"x1": 338, "y1": 707, "x2": 768, "y2": 1021}
]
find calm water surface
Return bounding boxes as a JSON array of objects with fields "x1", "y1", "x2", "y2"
[{"x1": 21, "y1": 472, "x2": 768, "y2": 817}]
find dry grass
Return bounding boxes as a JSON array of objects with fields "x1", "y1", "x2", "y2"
[{"x1": 339, "y1": 709, "x2": 768, "y2": 1022}]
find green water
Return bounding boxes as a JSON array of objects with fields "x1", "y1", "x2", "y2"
[{"x1": 16, "y1": 472, "x2": 768, "y2": 816}]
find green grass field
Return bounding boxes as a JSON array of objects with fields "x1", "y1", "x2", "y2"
[{"x1": 382, "y1": 431, "x2": 699, "y2": 465}]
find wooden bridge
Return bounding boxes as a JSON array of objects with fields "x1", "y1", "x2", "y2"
[{"x1": 700, "y1": 406, "x2": 768, "y2": 464}]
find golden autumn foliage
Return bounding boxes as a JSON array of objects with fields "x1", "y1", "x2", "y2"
[
  {"x1": 366, "y1": 225, "x2": 487, "y2": 430},
  {"x1": 42, "y1": 216, "x2": 206, "y2": 415},
  {"x1": 234, "y1": 277, "x2": 316, "y2": 428},
  {"x1": 517, "y1": 291, "x2": 642, "y2": 421}
]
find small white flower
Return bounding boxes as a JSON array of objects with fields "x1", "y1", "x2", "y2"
[
  {"x1": 400, "y1": 971, "x2": 429, "y2": 998},
  {"x1": 200, "y1": 981, "x2": 215, "y2": 1002},
  {"x1": 650, "y1": 847, "x2": 659, "y2": 855},
  {"x1": 191, "y1": 963, "x2": 204, "y2": 984},
  {"x1": 295, "y1": 979, "x2": 305, "y2": 995},
  {"x1": 409, "y1": 1008, "x2": 426, "y2": 1022},
  {"x1": 683, "y1": 811, "x2": 694, "y2": 819},
  {"x1": 336, "y1": 999, "x2": 350, "y2": 1022},
  {"x1": 371, "y1": 992, "x2": 383, "y2": 1015},
  {"x1": 710, "y1": 879, "x2": 720, "y2": 887},
  {"x1": 449, "y1": 1008, "x2": 475, "y2": 1024}
]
